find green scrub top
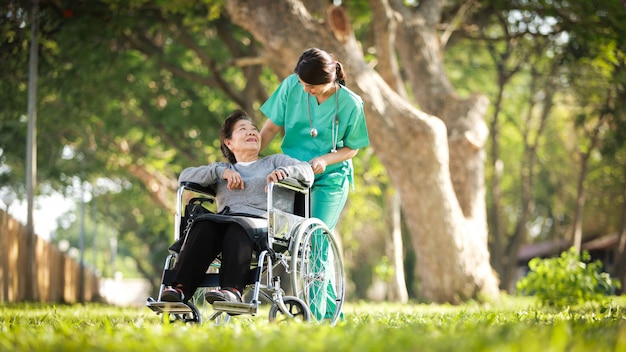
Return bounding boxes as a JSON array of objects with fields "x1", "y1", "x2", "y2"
[{"x1": 260, "y1": 74, "x2": 370, "y2": 185}]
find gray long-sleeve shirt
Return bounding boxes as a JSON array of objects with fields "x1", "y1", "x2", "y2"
[{"x1": 178, "y1": 154, "x2": 314, "y2": 217}]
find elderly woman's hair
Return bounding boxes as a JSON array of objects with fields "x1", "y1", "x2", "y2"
[
  {"x1": 294, "y1": 48, "x2": 346, "y2": 85},
  {"x1": 221, "y1": 109, "x2": 253, "y2": 164}
]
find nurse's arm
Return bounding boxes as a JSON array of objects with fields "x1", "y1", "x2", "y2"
[
  {"x1": 309, "y1": 147, "x2": 358, "y2": 174},
  {"x1": 260, "y1": 119, "x2": 281, "y2": 151}
]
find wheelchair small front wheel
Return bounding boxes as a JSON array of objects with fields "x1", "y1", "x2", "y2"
[
  {"x1": 268, "y1": 296, "x2": 311, "y2": 323},
  {"x1": 163, "y1": 301, "x2": 202, "y2": 325}
]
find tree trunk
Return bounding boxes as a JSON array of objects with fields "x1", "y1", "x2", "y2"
[
  {"x1": 370, "y1": 0, "x2": 407, "y2": 302},
  {"x1": 501, "y1": 68, "x2": 553, "y2": 291},
  {"x1": 488, "y1": 78, "x2": 505, "y2": 289},
  {"x1": 615, "y1": 85, "x2": 626, "y2": 293},
  {"x1": 386, "y1": 190, "x2": 408, "y2": 302},
  {"x1": 484, "y1": 34, "x2": 523, "y2": 291},
  {"x1": 571, "y1": 110, "x2": 608, "y2": 252},
  {"x1": 571, "y1": 158, "x2": 587, "y2": 253},
  {"x1": 226, "y1": 0, "x2": 499, "y2": 303},
  {"x1": 616, "y1": 163, "x2": 626, "y2": 293}
]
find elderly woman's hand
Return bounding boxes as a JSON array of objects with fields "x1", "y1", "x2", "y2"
[
  {"x1": 222, "y1": 168, "x2": 244, "y2": 190},
  {"x1": 266, "y1": 169, "x2": 287, "y2": 184}
]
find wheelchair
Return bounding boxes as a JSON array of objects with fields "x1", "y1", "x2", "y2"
[{"x1": 146, "y1": 177, "x2": 345, "y2": 325}]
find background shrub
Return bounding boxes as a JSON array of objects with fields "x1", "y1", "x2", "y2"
[{"x1": 516, "y1": 248, "x2": 621, "y2": 308}]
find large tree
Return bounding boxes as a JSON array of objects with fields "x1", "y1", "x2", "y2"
[
  {"x1": 1, "y1": 0, "x2": 500, "y2": 302},
  {"x1": 226, "y1": 0, "x2": 499, "y2": 303}
]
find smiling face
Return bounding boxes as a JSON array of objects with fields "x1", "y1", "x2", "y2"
[
  {"x1": 224, "y1": 119, "x2": 261, "y2": 160},
  {"x1": 298, "y1": 76, "x2": 336, "y2": 98}
]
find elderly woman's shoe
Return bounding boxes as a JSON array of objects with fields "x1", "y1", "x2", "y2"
[
  {"x1": 161, "y1": 286, "x2": 185, "y2": 302},
  {"x1": 205, "y1": 288, "x2": 242, "y2": 304}
]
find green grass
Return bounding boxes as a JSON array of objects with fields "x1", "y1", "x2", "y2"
[{"x1": 1, "y1": 296, "x2": 625, "y2": 351}]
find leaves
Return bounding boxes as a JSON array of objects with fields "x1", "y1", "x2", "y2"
[{"x1": 517, "y1": 248, "x2": 621, "y2": 308}]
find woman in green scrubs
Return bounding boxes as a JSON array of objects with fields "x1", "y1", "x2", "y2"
[{"x1": 260, "y1": 48, "x2": 370, "y2": 320}]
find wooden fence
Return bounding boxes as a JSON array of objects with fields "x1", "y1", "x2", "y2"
[{"x1": 0, "y1": 209, "x2": 100, "y2": 303}]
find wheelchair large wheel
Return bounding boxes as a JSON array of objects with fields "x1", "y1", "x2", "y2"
[
  {"x1": 290, "y1": 218, "x2": 345, "y2": 325},
  {"x1": 268, "y1": 296, "x2": 311, "y2": 323}
]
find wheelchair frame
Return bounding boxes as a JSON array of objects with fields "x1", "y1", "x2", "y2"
[{"x1": 146, "y1": 178, "x2": 345, "y2": 325}]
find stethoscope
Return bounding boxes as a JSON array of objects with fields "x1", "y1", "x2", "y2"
[{"x1": 307, "y1": 83, "x2": 339, "y2": 153}]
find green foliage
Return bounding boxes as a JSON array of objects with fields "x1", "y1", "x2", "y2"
[
  {"x1": 3, "y1": 0, "x2": 626, "y2": 302},
  {"x1": 517, "y1": 248, "x2": 621, "y2": 308},
  {"x1": 373, "y1": 255, "x2": 393, "y2": 282},
  {"x1": 1, "y1": 0, "x2": 251, "y2": 285},
  {"x1": 0, "y1": 299, "x2": 625, "y2": 351}
]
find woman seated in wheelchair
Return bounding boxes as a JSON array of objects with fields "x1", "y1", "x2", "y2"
[{"x1": 161, "y1": 109, "x2": 314, "y2": 304}]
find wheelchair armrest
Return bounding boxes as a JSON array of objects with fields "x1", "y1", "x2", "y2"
[
  {"x1": 275, "y1": 177, "x2": 309, "y2": 193},
  {"x1": 179, "y1": 181, "x2": 216, "y2": 197},
  {"x1": 181, "y1": 178, "x2": 304, "y2": 196}
]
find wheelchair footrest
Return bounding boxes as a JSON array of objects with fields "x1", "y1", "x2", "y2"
[
  {"x1": 146, "y1": 298, "x2": 194, "y2": 314},
  {"x1": 212, "y1": 301, "x2": 257, "y2": 315}
]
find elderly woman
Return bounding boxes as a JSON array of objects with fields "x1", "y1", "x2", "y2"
[{"x1": 161, "y1": 109, "x2": 314, "y2": 304}]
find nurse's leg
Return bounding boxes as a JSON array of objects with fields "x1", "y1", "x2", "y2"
[
  {"x1": 310, "y1": 177, "x2": 349, "y2": 231},
  {"x1": 309, "y1": 177, "x2": 348, "y2": 320}
]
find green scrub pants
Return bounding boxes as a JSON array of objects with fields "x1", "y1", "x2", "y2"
[{"x1": 308, "y1": 173, "x2": 348, "y2": 320}]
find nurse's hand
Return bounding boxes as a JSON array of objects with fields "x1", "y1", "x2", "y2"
[{"x1": 309, "y1": 157, "x2": 327, "y2": 174}]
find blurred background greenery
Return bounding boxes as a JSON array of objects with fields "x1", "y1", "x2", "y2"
[{"x1": 1, "y1": 0, "x2": 625, "y2": 303}]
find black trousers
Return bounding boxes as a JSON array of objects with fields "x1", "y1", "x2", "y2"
[{"x1": 171, "y1": 219, "x2": 253, "y2": 299}]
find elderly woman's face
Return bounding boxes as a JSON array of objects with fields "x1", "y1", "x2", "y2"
[{"x1": 225, "y1": 119, "x2": 261, "y2": 154}]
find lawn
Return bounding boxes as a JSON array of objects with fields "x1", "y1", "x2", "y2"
[{"x1": 0, "y1": 296, "x2": 625, "y2": 351}]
